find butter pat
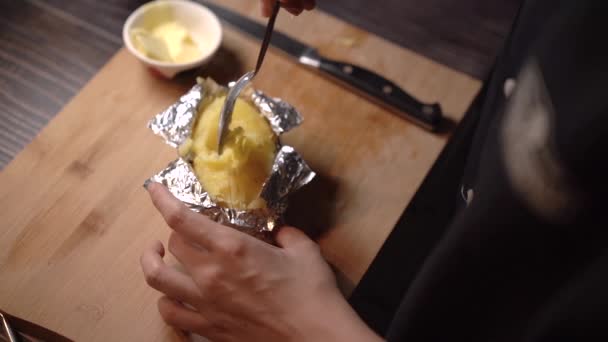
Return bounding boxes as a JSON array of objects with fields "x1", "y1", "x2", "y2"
[
  {"x1": 130, "y1": 5, "x2": 201, "y2": 63},
  {"x1": 182, "y1": 96, "x2": 277, "y2": 210}
]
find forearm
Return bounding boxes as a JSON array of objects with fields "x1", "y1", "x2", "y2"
[
  {"x1": 296, "y1": 294, "x2": 383, "y2": 342},
  {"x1": 330, "y1": 298, "x2": 384, "y2": 342}
]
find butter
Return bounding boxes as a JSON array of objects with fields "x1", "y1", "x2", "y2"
[
  {"x1": 130, "y1": 4, "x2": 202, "y2": 63},
  {"x1": 181, "y1": 96, "x2": 277, "y2": 210}
]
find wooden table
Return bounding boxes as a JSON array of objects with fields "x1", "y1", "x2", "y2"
[{"x1": 0, "y1": 1, "x2": 480, "y2": 340}]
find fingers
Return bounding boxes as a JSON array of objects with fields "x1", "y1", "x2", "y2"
[
  {"x1": 141, "y1": 241, "x2": 202, "y2": 304},
  {"x1": 261, "y1": 0, "x2": 272, "y2": 17},
  {"x1": 284, "y1": 7, "x2": 303, "y2": 16},
  {"x1": 261, "y1": 0, "x2": 315, "y2": 17},
  {"x1": 148, "y1": 240, "x2": 165, "y2": 257},
  {"x1": 169, "y1": 232, "x2": 209, "y2": 271},
  {"x1": 282, "y1": 0, "x2": 303, "y2": 15},
  {"x1": 147, "y1": 183, "x2": 229, "y2": 250},
  {"x1": 302, "y1": 0, "x2": 316, "y2": 10},
  {"x1": 158, "y1": 296, "x2": 210, "y2": 332},
  {"x1": 275, "y1": 226, "x2": 315, "y2": 249},
  {"x1": 147, "y1": 183, "x2": 264, "y2": 258}
]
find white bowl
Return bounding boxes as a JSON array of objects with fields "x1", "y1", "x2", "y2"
[{"x1": 123, "y1": 0, "x2": 223, "y2": 78}]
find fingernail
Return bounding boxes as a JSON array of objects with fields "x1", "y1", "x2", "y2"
[{"x1": 143, "y1": 179, "x2": 152, "y2": 191}]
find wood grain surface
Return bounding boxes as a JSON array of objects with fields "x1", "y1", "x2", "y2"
[
  {"x1": 317, "y1": 0, "x2": 520, "y2": 79},
  {"x1": 0, "y1": 0, "x2": 519, "y2": 169},
  {"x1": 0, "y1": 1, "x2": 479, "y2": 341}
]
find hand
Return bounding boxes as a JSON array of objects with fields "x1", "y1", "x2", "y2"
[
  {"x1": 141, "y1": 183, "x2": 381, "y2": 342},
  {"x1": 262, "y1": 0, "x2": 316, "y2": 17}
]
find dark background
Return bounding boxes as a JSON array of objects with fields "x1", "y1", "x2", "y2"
[{"x1": 0, "y1": 0, "x2": 520, "y2": 169}]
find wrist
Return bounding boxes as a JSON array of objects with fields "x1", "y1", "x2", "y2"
[
  {"x1": 294, "y1": 290, "x2": 383, "y2": 342},
  {"x1": 327, "y1": 297, "x2": 383, "y2": 342}
]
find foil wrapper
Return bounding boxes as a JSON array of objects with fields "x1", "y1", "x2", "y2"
[
  {"x1": 148, "y1": 84, "x2": 205, "y2": 148},
  {"x1": 146, "y1": 78, "x2": 315, "y2": 243}
]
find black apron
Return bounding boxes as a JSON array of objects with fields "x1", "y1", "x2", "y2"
[{"x1": 349, "y1": 1, "x2": 608, "y2": 340}]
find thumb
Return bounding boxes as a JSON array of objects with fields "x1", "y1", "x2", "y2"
[
  {"x1": 276, "y1": 226, "x2": 314, "y2": 249},
  {"x1": 260, "y1": 0, "x2": 271, "y2": 17}
]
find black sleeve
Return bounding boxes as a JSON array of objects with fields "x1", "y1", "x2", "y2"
[{"x1": 385, "y1": 1, "x2": 608, "y2": 341}]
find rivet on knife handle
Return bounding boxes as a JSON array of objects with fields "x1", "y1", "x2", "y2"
[
  {"x1": 199, "y1": 0, "x2": 444, "y2": 131},
  {"x1": 320, "y1": 59, "x2": 443, "y2": 130}
]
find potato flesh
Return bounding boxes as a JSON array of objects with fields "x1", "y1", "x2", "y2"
[{"x1": 187, "y1": 96, "x2": 277, "y2": 209}]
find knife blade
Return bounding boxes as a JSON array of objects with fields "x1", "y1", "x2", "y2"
[
  {"x1": 0, "y1": 310, "x2": 71, "y2": 342},
  {"x1": 199, "y1": 0, "x2": 444, "y2": 131}
]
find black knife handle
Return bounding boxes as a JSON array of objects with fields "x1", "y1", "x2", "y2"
[{"x1": 317, "y1": 58, "x2": 443, "y2": 131}]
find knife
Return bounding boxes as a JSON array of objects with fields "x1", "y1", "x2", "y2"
[
  {"x1": 1, "y1": 310, "x2": 72, "y2": 342},
  {"x1": 199, "y1": 1, "x2": 444, "y2": 131}
]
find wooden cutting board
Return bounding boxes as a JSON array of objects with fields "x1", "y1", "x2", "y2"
[{"x1": 0, "y1": 1, "x2": 479, "y2": 340}]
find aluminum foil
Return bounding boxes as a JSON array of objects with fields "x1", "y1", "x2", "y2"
[
  {"x1": 146, "y1": 78, "x2": 315, "y2": 244},
  {"x1": 149, "y1": 84, "x2": 205, "y2": 148}
]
